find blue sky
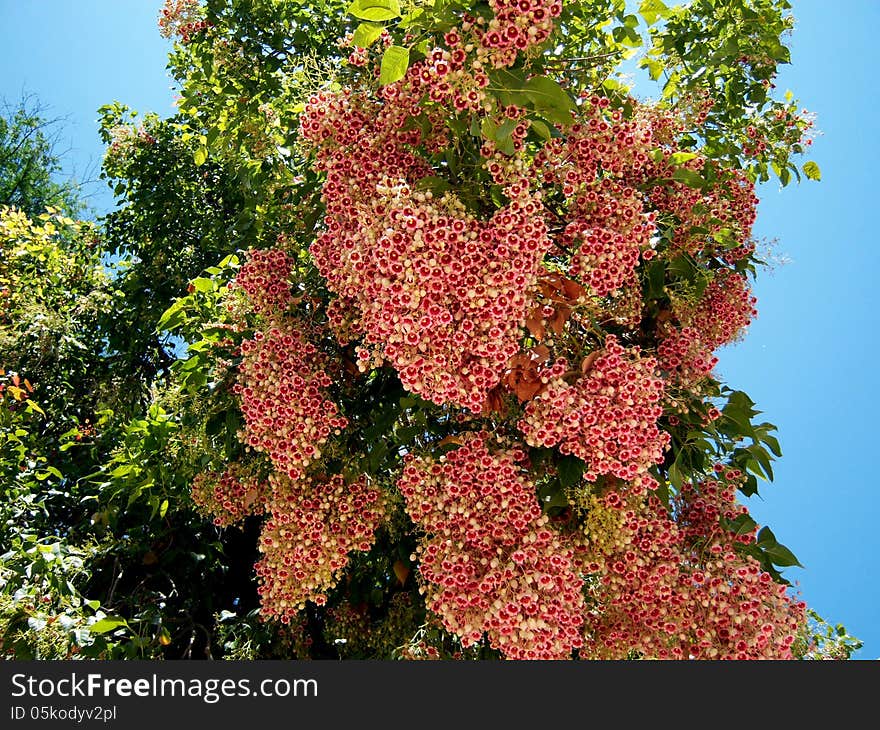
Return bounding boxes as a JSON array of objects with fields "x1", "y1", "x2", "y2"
[{"x1": 1, "y1": 1, "x2": 877, "y2": 658}]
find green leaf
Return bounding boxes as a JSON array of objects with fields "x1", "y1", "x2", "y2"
[
  {"x1": 528, "y1": 118, "x2": 552, "y2": 141},
  {"x1": 672, "y1": 168, "x2": 705, "y2": 188},
  {"x1": 762, "y1": 434, "x2": 782, "y2": 458},
  {"x1": 642, "y1": 58, "x2": 664, "y2": 80},
  {"x1": 25, "y1": 400, "x2": 45, "y2": 416},
  {"x1": 522, "y1": 76, "x2": 575, "y2": 126},
  {"x1": 802, "y1": 160, "x2": 821, "y2": 181},
  {"x1": 348, "y1": 0, "x2": 401, "y2": 22},
  {"x1": 756, "y1": 526, "x2": 777, "y2": 547},
  {"x1": 414, "y1": 175, "x2": 451, "y2": 195},
  {"x1": 557, "y1": 455, "x2": 585, "y2": 488},
  {"x1": 639, "y1": 0, "x2": 670, "y2": 26},
  {"x1": 352, "y1": 21, "x2": 385, "y2": 48},
  {"x1": 190, "y1": 277, "x2": 215, "y2": 293},
  {"x1": 157, "y1": 301, "x2": 187, "y2": 332},
  {"x1": 379, "y1": 45, "x2": 410, "y2": 85},
  {"x1": 669, "y1": 151, "x2": 699, "y2": 165},
  {"x1": 193, "y1": 147, "x2": 207, "y2": 166},
  {"x1": 764, "y1": 544, "x2": 803, "y2": 568},
  {"x1": 90, "y1": 617, "x2": 129, "y2": 634},
  {"x1": 480, "y1": 117, "x2": 498, "y2": 141},
  {"x1": 35, "y1": 466, "x2": 63, "y2": 481},
  {"x1": 725, "y1": 512, "x2": 758, "y2": 538}
]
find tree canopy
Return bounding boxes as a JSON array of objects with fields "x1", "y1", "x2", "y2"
[{"x1": 0, "y1": 0, "x2": 861, "y2": 660}]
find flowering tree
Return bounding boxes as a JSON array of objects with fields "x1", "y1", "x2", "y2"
[{"x1": 83, "y1": 0, "x2": 856, "y2": 660}]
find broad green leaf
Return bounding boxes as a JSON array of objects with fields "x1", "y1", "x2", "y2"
[
  {"x1": 672, "y1": 168, "x2": 705, "y2": 188},
  {"x1": 90, "y1": 617, "x2": 129, "y2": 634},
  {"x1": 726, "y1": 513, "x2": 758, "y2": 537},
  {"x1": 348, "y1": 0, "x2": 401, "y2": 22},
  {"x1": 802, "y1": 160, "x2": 821, "y2": 181},
  {"x1": 762, "y1": 434, "x2": 782, "y2": 458},
  {"x1": 190, "y1": 277, "x2": 214, "y2": 293},
  {"x1": 522, "y1": 76, "x2": 575, "y2": 126},
  {"x1": 642, "y1": 57, "x2": 664, "y2": 80},
  {"x1": 156, "y1": 301, "x2": 187, "y2": 332},
  {"x1": 764, "y1": 544, "x2": 803, "y2": 568},
  {"x1": 193, "y1": 146, "x2": 207, "y2": 166},
  {"x1": 25, "y1": 400, "x2": 45, "y2": 416},
  {"x1": 379, "y1": 45, "x2": 410, "y2": 85},
  {"x1": 529, "y1": 118, "x2": 552, "y2": 141},
  {"x1": 480, "y1": 117, "x2": 498, "y2": 141},
  {"x1": 495, "y1": 118, "x2": 517, "y2": 142},
  {"x1": 557, "y1": 455, "x2": 584, "y2": 488},
  {"x1": 669, "y1": 151, "x2": 699, "y2": 165},
  {"x1": 352, "y1": 21, "x2": 385, "y2": 48},
  {"x1": 414, "y1": 175, "x2": 451, "y2": 195},
  {"x1": 639, "y1": 0, "x2": 670, "y2": 26}
]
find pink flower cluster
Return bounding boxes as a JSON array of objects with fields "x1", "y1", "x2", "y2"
[
  {"x1": 658, "y1": 271, "x2": 756, "y2": 383},
  {"x1": 518, "y1": 336, "x2": 668, "y2": 482},
  {"x1": 397, "y1": 432, "x2": 585, "y2": 659},
  {"x1": 256, "y1": 473, "x2": 387, "y2": 621},
  {"x1": 532, "y1": 98, "x2": 658, "y2": 297},
  {"x1": 301, "y1": 84, "x2": 552, "y2": 412},
  {"x1": 158, "y1": 0, "x2": 207, "y2": 42},
  {"x1": 232, "y1": 248, "x2": 293, "y2": 318},
  {"x1": 235, "y1": 324, "x2": 347, "y2": 480},
  {"x1": 577, "y1": 484, "x2": 806, "y2": 659},
  {"x1": 476, "y1": 0, "x2": 563, "y2": 68},
  {"x1": 191, "y1": 465, "x2": 266, "y2": 527}
]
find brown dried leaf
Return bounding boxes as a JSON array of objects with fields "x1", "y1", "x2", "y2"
[
  {"x1": 580, "y1": 351, "x2": 599, "y2": 375},
  {"x1": 437, "y1": 434, "x2": 465, "y2": 448},
  {"x1": 530, "y1": 345, "x2": 551, "y2": 362},
  {"x1": 514, "y1": 380, "x2": 544, "y2": 403},
  {"x1": 548, "y1": 305, "x2": 572, "y2": 336},
  {"x1": 561, "y1": 277, "x2": 586, "y2": 303},
  {"x1": 393, "y1": 559, "x2": 410, "y2": 586},
  {"x1": 525, "y1": 310, "x2": 546, "y2": 341}
]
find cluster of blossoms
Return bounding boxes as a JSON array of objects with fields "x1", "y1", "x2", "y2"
[
  {"x1": 175, "y1": 0, "x2": 812, "y2": 660},
  {"x1": 519, "y1": 337, "x2": 668, "y2": 482},
  {"x1": 191, "y1": 465, "x2": 266, "y2": 527},
  {"x1": 232, "y1": 247, "x2": 293, "y2": 318},
  {"x1": 658, "y1": 271, "x2": 757, "y2": 383},
  {"x1": 473, "y1": 0, "x2": 563, "y2": 68},
  {"x1": 648, "y1": 159, "x2": 758, "y2": 261},
  {"x1": 235, "y1": 324, "x2": 347, "y2": 481},
  {"x1": 301, "y1": 85, "x2": 553, "y2": 412},
  {"x1": 398, "y1": 433, "x2": 585, "y2": 659},
  {"x1": 102, "y1": 123, "x2": 156, "y2": 172},
  {"x1": 158, "y1": 0, "x2": 209, "y2": 42},
  {"x1": 256, "y1": 473, "x2": 387, "y2": 622},
  {"x1": 574, "y1": 482, "x2": 805, "y2": 659},
  {"x1": 532, "y1": 97, "x2": 658, "y2": 300}
]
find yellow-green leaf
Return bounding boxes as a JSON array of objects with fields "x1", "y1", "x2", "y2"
[
  {"x1": 803, "y1": 160, "x2": 821, "y2": 181},
  {"x1": 348, "y1": 0, "x2": 400, "y2": 22},
  {"x1": 352, "y1": 21, "x2": 385, "y2": 48},
  {"x1": 379, "y1": 45, "x2": 409, "y2": 85}
]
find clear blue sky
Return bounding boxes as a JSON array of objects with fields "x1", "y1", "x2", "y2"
[{"x1": 1, "y1": 1, "x2": 877, "y2": 658}]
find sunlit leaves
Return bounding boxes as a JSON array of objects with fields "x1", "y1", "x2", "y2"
[
  {"x1": 803, "y1": 160, "x2": 821, "y2": 181},
  {"x1": 639, "y1": 0, "x2": 671, "y2": 26},
  {"x1": 379, "y1": 45, "x2": 410, "y2": 85},
  {"x1": 352, "y1": 21, "x2": 385, "y2": 47},
  {"x1": 348, "y1": 0, "x2": 401, "y2": 22},
  {"x1": 522, "y1": 75, "x2": 576, "y2": 126}
]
